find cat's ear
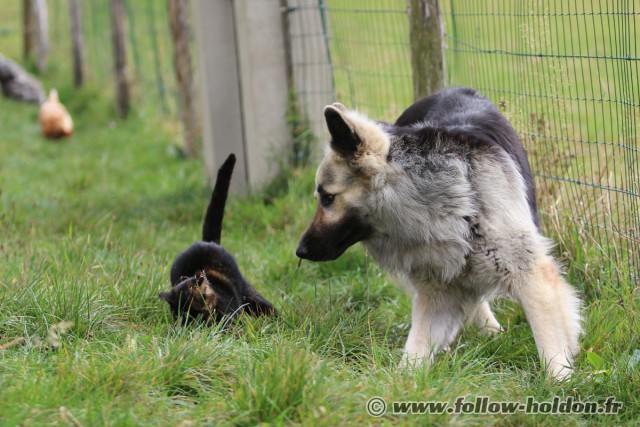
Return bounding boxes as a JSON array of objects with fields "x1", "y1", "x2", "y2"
[
  {"x1": 243, "y1": 289, "x2": 277, "y2": 317},
  {"x1": 159, "y1": 291, "x2": 172, "y2": 302}
]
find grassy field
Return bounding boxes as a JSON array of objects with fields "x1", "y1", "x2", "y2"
[
  {"x1": 1, "y1": 1, "x2": 639, "y2": 426},
  {"x1": 2, "y1": 90, "x2": 638, "y2": 426},
  {"x1": 0, "y1": 72, "x2": 639, "y2": 427}
]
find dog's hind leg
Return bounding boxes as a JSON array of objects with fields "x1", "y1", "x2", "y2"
[
  {"x1": 466, "y1": 300, "x2": 502, "y2": 335},
  {"x1": 512, "y1": 255, "x2": 582, "y2": 380},
  {"x1": 402, "y1": 289, "x2": 466, "y2": 368}
]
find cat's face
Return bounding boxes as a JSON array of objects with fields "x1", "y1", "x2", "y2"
[{"x1": 159, "y1": 270, "x2": 242, "y2": 324}]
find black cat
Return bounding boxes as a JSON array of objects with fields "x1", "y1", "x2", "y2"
[{"x1": 159, "y1": 154, "x2": 277, "y2": 324}]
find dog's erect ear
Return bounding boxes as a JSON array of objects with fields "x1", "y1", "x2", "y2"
[
  {"x1": 324, "y1": 104, "x2": 361, "y2": 158},
  {"x1": 331, "y1": 102, "x2": 348, "y2": 113}
]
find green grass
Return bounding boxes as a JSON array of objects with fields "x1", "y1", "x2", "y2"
[
  {"x1": 1, "y1": 80, "x2": 639, "y2": 427},
  {"x1": 1, "y1": 1, "x2": 639, "y2": 425}
]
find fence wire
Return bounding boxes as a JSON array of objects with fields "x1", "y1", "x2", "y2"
[
  {"x1": 287, "y1": 0, "x2": 639, "y2": 287},
  {"x1": 43, "y1": 0, "x2": 183, "y2": 117},
  {"x1": 442, "y1": 0, "x2": 639, "y2": 288},
  {"x1": 1, "y1": 1, "x2": 637, "y2": 286}
]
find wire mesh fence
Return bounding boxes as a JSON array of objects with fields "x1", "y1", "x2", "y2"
[
  {"x1": 1, "y1": 1, "x2": 637, "y2": 287},
  {"x1": 286, "y1": 0, "x2": 639, "y2": 288},
  {"x1": 442, "y1": 1, "x2": 639, "y2": 290},
  {"x1": 31, "y1": 0, "x2": 185, "y2": 117},
  {"x1": 286, "y1": 0, "x2": 336, "y2": 142}
]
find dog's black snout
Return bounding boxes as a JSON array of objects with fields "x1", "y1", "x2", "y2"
[{"x1": 296, "y1": 243, "x2": 309, "y2": 259}]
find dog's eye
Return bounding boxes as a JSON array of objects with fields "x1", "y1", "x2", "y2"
[{"x1": 320, "y1": 193, "x2": 335, "y2": 206}]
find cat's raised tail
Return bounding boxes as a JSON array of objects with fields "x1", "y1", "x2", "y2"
[{"x1": 202, "y1": 154, "x2": 236, "y2": 244}]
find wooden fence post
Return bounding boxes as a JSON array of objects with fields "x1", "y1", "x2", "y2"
[
  {"x1": 408, "y1": 0, "x2": 445, "y2": 99},
  {"x1": 168, "y1": 0, "x2": 197, "y2": 158},
  {"x1": 23, "y1": 0, "x2": 34, "y2": 60},
  {"x1": 110, "y1": 0, "x2": 130, "y2": 117},
  {"x1": 33, "y1": 0, "x2": 48, "y2": 73},
  {"x1": 69, "y1": 0, "x2": 85, "y2": 87}
]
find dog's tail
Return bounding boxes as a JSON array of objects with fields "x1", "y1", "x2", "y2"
[{"x1": 202, "y1": 154, "x2": 236, "y2": 244}]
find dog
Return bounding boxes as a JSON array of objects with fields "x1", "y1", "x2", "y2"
[
  {"x1": 296, "y1": 87, "x2": 581, "y2": 379},
  {"x1": 159, "y1": 154, "x2": 277, "y2": 325}
]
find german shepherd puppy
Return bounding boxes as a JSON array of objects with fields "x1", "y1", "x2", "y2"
[
  {"x1": 160, "y1": 154, "x2": 277, "y2": 324},
  {"x1": 297, "y1": 87, "x2": 581, "y2": 379}
]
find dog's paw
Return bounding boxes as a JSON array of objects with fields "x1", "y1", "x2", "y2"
[
  {"x1": 478, "y1": 323, "x2": 503, "y2": 336},
  {"x1": 547, "y1": 361, "x2": 574, "y2": 382},
  {"x1": 398, "y1": 351, "x2": 433, "y2": 372}
]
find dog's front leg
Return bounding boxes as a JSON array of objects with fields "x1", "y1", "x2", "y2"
[{"x1": 402, "y1": 289, "x2": 465, "y2": 368}]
